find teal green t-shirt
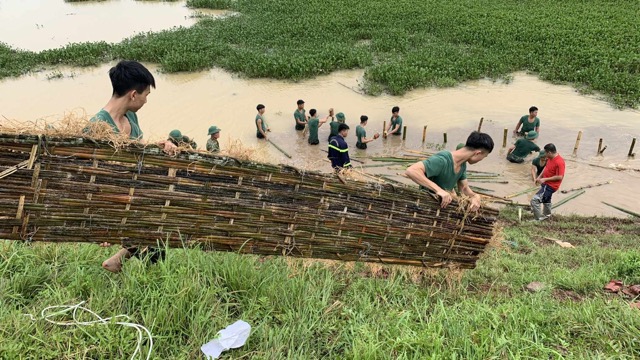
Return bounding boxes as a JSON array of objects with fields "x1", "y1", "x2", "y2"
[
  {"x1": 390, "y1": 116, "x2": 403, "y2": 135},
  {"x1": 511, "y1": 138, "x2": 540, "y2": 159},
  {"x1": 294, "y1": 109, "x2": 307, "y2": 130},
  {"x1": 518, "y1": 115, "x2": 540, "y2": 134},
  {"x1": 89, "y1": 109, "x2": 143, "y2": 140},
  {"x1": 355, "y1": 125, "x2": 366, "y2": 147},
  {"x1": 422, "y1": 151, "x2": 467, "y2": 191},
  {"x1": 256, "y1": 114, "x2": 267, "y2": 136},
  {"x1": 307, "y1": 117, "x2": 320, "y2": 143},
  {"x1": 329, "y1": 121, "x2": 341, "y2": 137}
]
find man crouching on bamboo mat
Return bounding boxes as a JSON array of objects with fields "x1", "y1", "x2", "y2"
[
  {"x1": 88, "y1": 60, "x2": 165, "y2": 273},
  {"x1": 405, "y1": 131, "x2": 494, "y2": 211}
]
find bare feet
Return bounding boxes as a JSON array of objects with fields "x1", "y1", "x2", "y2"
[
  {"x1": 101, "y1": 248, "x2": 131, "y2": 273},
  {"x1": 99, "y1": 242, "x2": 112, "y2": 247}
]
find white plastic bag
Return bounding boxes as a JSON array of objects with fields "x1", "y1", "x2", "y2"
[{"x1": 201, "y1": 320, "x2": 251, "y2": 359}]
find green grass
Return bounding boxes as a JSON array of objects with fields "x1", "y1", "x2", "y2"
[
  {"x1": 1, "y1": 0, "x2": 640, "y2": 108},
  {"x1": 2, "y1": 210, "x2": 640, "y2": 359}
]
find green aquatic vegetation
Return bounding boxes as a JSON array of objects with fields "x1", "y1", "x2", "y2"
[{"x1": 2, "y1": 0, "x2": 640, "y2": 108}]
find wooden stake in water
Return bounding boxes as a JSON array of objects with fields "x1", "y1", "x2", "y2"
[
  {"x1": 628, "y1": 138, "x2": 636, "y2": 157},
  {"x1": 402, "y1": 126, "x2": 407, "y2": 141},
  {"x1": 597, "y1": 138, "x2": 603, "y2": 155},
  {"x1": 383, "y1": 121, "x2": 387, "y2": 139},
  {"x1": 477, "y1": 117, "x2": 484, "y2": 132},
  {"x1": 572, "y1": 131, "x2": 583, "y2": 155},
  {"x1": 422, "y1": 126, "x2": 427, "y2": 143},
  {"x1": 443, "y1": 133, "x2": 448, "y2": 144},
  {"x1": 502, "y1": 128, "x2": 508, "y2": 148}
]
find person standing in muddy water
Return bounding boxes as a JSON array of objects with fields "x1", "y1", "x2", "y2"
[
  {"x1": 294, "y1": 99, "x2": 308, "y2": 131},
  {"x1": 89, "y1": 60, "x2": 164, "y2": 273},
  {"x1": 355, "y1": 115, "x2": 379, "y2": 149},
  {"x1": 531, "y1": 143, "x2": 565, "y2": 221},
  {"x1": 386, "y1": 106, "x2": 403, "y2": 136},
  {"x1": 329, "y1": 112, "x2": 346, "y2": 141},
  {"x1": 531, "y1": 150, "x2": 547, "y2": 183},
  {"x1": 514, "y1": 106, "x2": 540, "y2": 136},
  {"x1": 255, "y1": 104, "x2": 270, "y2": 139},
  {"x1": 506, "y1": 130, "x2": 540, "y2": 163},
  {"x1": 405, "y1": 131, "x2": 494, "y2": 212},
  {"x1": 307, "y1": 109, "x2": 329, "y2": 145}
]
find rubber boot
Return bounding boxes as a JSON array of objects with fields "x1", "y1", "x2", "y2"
[
  {"x1": 543, "y1": 203, "x2": 552, "y2": 219},
  {"x1": 530, "y1": 195, "x2": 544, "y2": 220}
]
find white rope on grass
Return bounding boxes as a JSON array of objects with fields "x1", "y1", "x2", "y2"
[{"x1": 23, "y1": 301, "x2": 153, "y2": 360}]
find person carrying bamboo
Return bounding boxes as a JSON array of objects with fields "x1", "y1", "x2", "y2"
[
  {"x1": 405, "y1": 131, "x2": 494, "y2": 211},
  {"x1": 328, "y1": 123, "x2": 351, "y2": 170},
  {"x1": 530, "y1": 150, "x2": 547, "y2": 183},
  {"x1": 88, "y1": 60, "x2": 164, "y2": 273},
  {"x1": 206, "y1": 126, "x2": 221, "y2": 152},
  {"x1": 514, "y1": 106, "x2": 540, "y2": 136},
  {"x1": 255, "y1": 104, "x2": 270, "y2": 139},
  {"x1": 307, "y1": 109, "x2": 329, "y2": 145},
  {"x1": 531, "y1": 143, "x2": 565, "y2": 221},
  {"x1": 355, "y1": 115, "x2": 379, "y2": 149},
  {"x1": 294, "y1": 99, "x2": 308, "y2": 131},
  {"x1": 386, "y1": 106, "x2": 403, "y2": 136},
  {"x1": 328, "y1": 112, "x2": 346, "y2": 141},
  {"x1": 506, "y1": 131, "x2": 540, "y2": 163}
]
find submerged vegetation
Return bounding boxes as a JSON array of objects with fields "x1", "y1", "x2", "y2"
[
  {"x1": 1, "y1": 210, "x2": 639, "y2": 358},
  {"x1": 1, "y1": 0, "x2": 639, "y2": 107}
]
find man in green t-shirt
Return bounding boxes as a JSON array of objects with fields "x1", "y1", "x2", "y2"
[
  {"x1": 405, "y1": 131, "x2": 494, "y2": 211},
  {"x1": 206, "y1": 126, "x2": 221, "y2": 152},
  {"x1": 90, "y1": 60, "x2": 164, "y2": 273},
  {"x1": 507, "y1": 131, "x2": 540, "y2": 163},
  {"x1": 514, "y1": 106, "x2": 541, "y2": 136},
  {"x1": 307, "y1": 109, "x2": 329, "y2": 145},
  {"x1": 294, "y1": 99, "x2": 308, "y2": 131},
  {"x1": 255, "y1": 104, "x2": 270, "y2": 139},
  {"x1": 531, "y1": 150, "x2": 547, "y2": 182},
  {"x1": 355, "y1": 115, "x2": 379, "y2": 149},
  {"x1": 328, "y1": 112, "x2": 346, "y2": 141},
  {"x1": 386, "y1": 106, "x2": 403, "y2": 136}
]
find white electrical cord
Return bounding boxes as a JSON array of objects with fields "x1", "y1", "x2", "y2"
[{"x1": 24, "y1": 301, "x2": 153, "y2": 360}]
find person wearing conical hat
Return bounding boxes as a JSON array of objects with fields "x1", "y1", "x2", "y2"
[
  {"x1": 328, "y1": 112, "x2": 346, "y2": 141},
  {"x1": 206, "y1": 126, "x2": 221, "y2": 152},
  {"x1": 506, "y1": 130, "x2": 540, "y2": 163}
]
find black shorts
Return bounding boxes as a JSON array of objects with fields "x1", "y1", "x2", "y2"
[
  {"x1": 295, "y1": 124, "x2": 305, "y2": 131},
  {"x1": 356, "y1": 143, "x2": 367, "y2": 149},
  {"x1": 257, "y1": 132, "x2": 265, "y2": 139},
  {"x1": 308, "y1": 140, "x2": 319, "y2": 145}
]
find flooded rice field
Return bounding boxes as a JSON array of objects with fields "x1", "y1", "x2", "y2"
[
  {"x1": 0, "y1": 62, "x2": 638, "y2": 217},
  {"x1": 0, "y1": 1, "x2": 638, "y2": 218}
]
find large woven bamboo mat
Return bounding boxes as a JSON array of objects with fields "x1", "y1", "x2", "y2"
[{"x1": 0, "y1": 134, "x2": 498, "y2": 268}]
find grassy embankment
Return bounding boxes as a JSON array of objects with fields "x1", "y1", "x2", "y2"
[
  {"x1": 1, "y1": 0, "x2": 639, "y2": 108},
  {"x1": 1, "y1": 208, "x2": 639, "y2": 359}
]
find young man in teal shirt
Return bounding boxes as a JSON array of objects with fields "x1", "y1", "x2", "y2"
[
  {"x1": 294, "y1": 99, "x2": 308, "y2": 131},
  {"x1": 355, "y1": 115, "x2": 379, "y2": 149},
  {"x1": 90, "y1": 60, "x2": 162, "y2": 273},
  {"x1": 386, "y1": 106, "x2": 403, "y2": 136},
  {"x1": 405, "y1": 131, "x2": 494, "y2": 211},
  {"x1": 514, "y1": 106, "x2": 541, "y2": 136},
  {"x1": 507, "y1": 131, "x2": 540, "y2": 163}
]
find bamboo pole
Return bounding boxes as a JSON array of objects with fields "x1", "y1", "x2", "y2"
[
  {"x1": 383, "y1": 121, "x2": 387, "y2": 139},
  {"x1": 552, "y1": 190, "x2": 585, "y2": 209},
  {"x1": 402, "y1": 126, "x2": 407, "y2": 141},
  {"x1": 443, "y1": 133, "x2": 447, "y2": 144},
  {"x1": 572, "y1": 131, "x2": 583, "y2": 155},
  {"x1": 13, "y1": 144, "x2": 38, "y2": 234},
  {"x1": 560, "y1": 180, "x2": 612, "y2": 194},
  {"x1": 422, "y1": 126, "x2": 427, "y2": 143},
  {"x1": 629, "y1": 138, "x2": 636, "y2": 157},
  {"x1": 502, "y1": 128, "x2": 508, "y2": 148},
  {"x1": 602, "y1": 202, "x2": 640, "y2": 218},
  {"x1": 477, "y1": 117, "x2": 484, "y2": 132},
  {"x1": 597, "y1": 138, "x2": 603, "y2": 155},
  {"x1": 505, "y1": 186, "x2": 539, "y2": 199},
  {"x1": 267, "y1": 139, "x2": 292, "y2": 158}
]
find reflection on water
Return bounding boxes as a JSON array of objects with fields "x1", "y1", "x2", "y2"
[
  {"x1": 0, "y1": 0, "x2": 227, "y2": 51},
  {"x1": 0, "y1": 63, "x2": 638, "y2": 217}
]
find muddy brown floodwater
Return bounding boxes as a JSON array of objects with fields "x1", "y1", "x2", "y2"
[
  {"x1": 0, "y1": 0, "x2": 227, "y2": 51},
  {"x1": 0, "y1": 63, "x2": 638, "y2": 217}
]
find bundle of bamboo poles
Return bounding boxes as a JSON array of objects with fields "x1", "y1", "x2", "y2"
[{"x1": 0, "y1": 133, "x2": 499, "y2": 268}]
